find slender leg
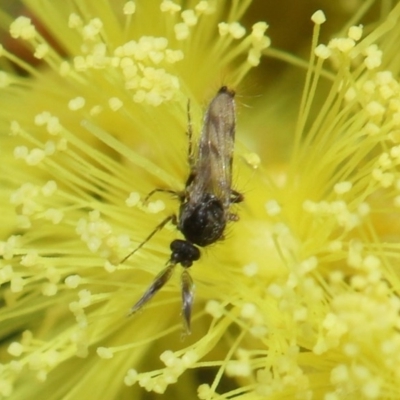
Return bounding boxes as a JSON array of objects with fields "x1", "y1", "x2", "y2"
[
  {"x1": 119, "y1": 215, "x2": 176, "y2": 264},
  {"x1": 144, "y1": 188, "x2": 183, "y2": 203},
  {"x1": 230, "y1": 189, "x2": 244, "y2": 204},
  {"x1": 187, "y1": 99, "x2": 195, "y2": 169}
]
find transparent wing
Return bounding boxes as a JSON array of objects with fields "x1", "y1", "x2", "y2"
[{"x1": 189, "y1": 87, "x2": 236, "y2": 208}]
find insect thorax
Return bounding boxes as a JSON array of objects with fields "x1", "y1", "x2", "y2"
[{"x1": 179, "y1": 193, "x2": 226, "y2": 247}]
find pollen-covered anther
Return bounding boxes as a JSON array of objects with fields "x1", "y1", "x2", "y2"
[
  {"x1": 343, "y1": 342, "x2": 360, "y2": 357},
  {"x1": 0, "y1": 236, "x2": 20, "y2": 260},
  {"x1": 376, "y1": 70, "x2": 395, "y2": 85},
  {"x1": 124, "y1": 369, "x2": 138, "y2": 386},
  {"x1": 68, "y1": 13, "x2": 83, "y2": 29},
  {"x1": 160, "y1": 350, "x2": 178, "y2": 367},
  {"x1": 25, "y1": 148, "x2": 46, "y2": 165},
  {"x1": 160, "y1": 0, "x2": 181, "y2": 14},
  {"x1": 265, "y1": 199, "x2": 281, "y2": 216},
  {"x1": 364, "y1": 122, "x2": 380, "y2": 136},
  {"x1": 372, "y1": 168, "x2": 395, "y2": 188},
  {"x1": 28, "y1": 354, "x2": 49, "y2": 380},
  {"x1": 77, "y1": 211, "x2": 122, "y2": 257},
  {"x1": 123, "y1": 1, "x2": 136, "y2": 15},
  {"x1": 97, "y1": 347, "x2": 114, "y2": 359},
  {"x1": 364, "y1": 44, "x2": 383, "y2": 70},
  {"x1": 314, "y1": 44, "x2": 331, "y2": 59},
  {"x1": 193, "y1": 1, "x2": 210, "y2": 14},
  {"x1": 41, "y1": 283, "x2": 58, "y2": 296},
  {"x1": 126, "y1": 192, "x2": 141, "y2": 207},
  {"x1": 181, "y1": 350, "x2": 198, "y2": 367},
  {"x1": 334, "y1": 181, "x2": 352, "y2": 195},
  {"x1": 73, "y1": 56, "x2": 88, "y2": 71},
  {"x1": 240, "y1": 302, "x2": 258, "y2": 320},
  {"x1": 68, "y1": 97, "x2": 86, "y2": 111},
  {"x1": 181, "y1": 10, "x2": 198, "y2": 26},
  {"x1": 298, "y1": 256, "x2": 318, "y2": 275},
  {"x1": 293, "y1": 306, "x2": 308, "y2": 322},
  {"x1": 328, "y1": 37, "x2": 356, "y2": 53},
  {"x1": 45, "y1": 267, "x2": 61, "y2": 284},
  {"x1": 243, "y1": 152, "x2": 261, "y2": 168},
  {"x1": 108, "y1": 97, "x2": 123, "y2": 111},
  {"x1": 348, "y1": 25, "x2": 363, "y2": 41},
  {"x1": 357, "y1": 202, "x2": 370, "y2": 217},
  {"x1": 82, "y1": 18, "x2": 103, "y2": 41},
  {"x1": 13, "y1": 146, "x2": 28, "y2": 160},
  {"x1": 365, "y1": 101, "x2": 386, "y2": 117},
  {"x1": 311, "y1": 10, "x2": 326, "y2": 25},
  {"x1": 152, "y1": 376, "x2": 168, "y2": 394},
  {"x1": 218, "y1": 22, "x2": 246, "y2": 39},
  {"x1": 330, "y1": 364, "x2": 382, "y2": 398},
  {"x1": 205, "y1": 299, "x2": 224, "y2": 318},
  {"x1": 145, "y1": 199, "x2": 166, "y2": 213},
  {"x1": 198, "y1": 384, "x2": 213, "y2": 400},
  {"x1": 242, "y1": 262, "x2": 258, "y2": 277},
  {"x1": 251, "y1": 21, "x2": 268, "y2": 40},
  {"x1": 226, "y1": 360, "x2": 252, "y2": 377},
  {"x1": 9, "y1": 16, "x2": 36, "y2": 40},
  {"x1": 267, "y1": 283, "x2": 283, "y2": 298},
  {"x1": 323, "y1": 312, "x2": 347, "y2": 335},
  {"x1": 344, "y1": 87, "x2": 356, "y2": 102},
  {"x1": 65, "y1": 274, "x2": 82, "y2": 289},
  {"x1": 34, "y1": 43, "x2": 49, "y2": 59},
  {"x1": 46, "y1": 116, "x2": 62, "y2": 135},
  {"x1": 20, "y1": 251, "x2": 39, "y2": 267},
  {"x1": 89, "y1": 105, "x2": 103, "y2": 116},
  {"x1": 174, "y1": 22, "x2": 190, "y2": 40},
  {"x1": 162, "y1": 370, "x2": 178, "y2": 385},
  {"x1": 165, "y1": 49, "x2": 184, "y2": 63},
  {"x1": 104, "y1": 260, "x2": 117, "y2": 273},
  {"x1": 11, "y1": 276, "x2": 25, "y2": 292},
  {"x1": 78, "y1": 289, "x2": 92, "y2": 308},
  {"x1": 247, "y1": 48, "x2": 262, "y2": 66},
  {"x1": 0, "y1": 71, "x2": 12, "y2": 88},
  {"x1": 10, "y1": 120, "x2": 22, "y2": 135},
  {"x1": 378, "y1": 152, "x2": 391, "y2": 168},
  {"x1": 0, "y1": 264, "x2": 14, "y2": 284},
  {"x1": 8, "y1": 342, "x2": 24, "y2": 357},
  {"x1": 138, "y1": 376, "x2": 155, "y2": 392}
]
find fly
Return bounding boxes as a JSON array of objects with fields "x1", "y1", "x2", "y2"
[{"x1": 122, "y1": 86, "x2": 243, "y2": 334}]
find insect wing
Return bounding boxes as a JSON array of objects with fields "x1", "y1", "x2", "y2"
[{"x1": 190, "y1": 87, "x2": 236, "y2": 208}]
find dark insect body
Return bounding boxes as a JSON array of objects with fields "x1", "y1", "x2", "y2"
[{"x1": 123, "y1": 86, "x2": 243, "y2": 334}]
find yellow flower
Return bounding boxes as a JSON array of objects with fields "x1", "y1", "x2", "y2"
[{"x1": 1, "y1": 1, "x2": 400, "y2": 399}]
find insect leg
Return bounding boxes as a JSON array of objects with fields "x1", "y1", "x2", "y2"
[
  {"x1": 227, "y1": 190, "x2": 244, "y2": 221},
  {"x1": 144, "y1": 188, "x2": 184, "y2": 203},
  {"x1": 128, "y1": 261, "x2": 177, "y2": 316},
  {"x1": 230, "y1": 189, "x2": 244, "y2": 204},
  {"x1": 186, "y1": 98, "x2": 196, "y2": 169},
  {"x1": 181, "y1": 268, "x2": 194, "y2": 335},
  {"x1": 119, "y1": 214, "x2": 176, "y2": 264}
]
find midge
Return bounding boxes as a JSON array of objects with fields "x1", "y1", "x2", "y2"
[{"x1": 122, "y1": 86, "x2": 243, "y2": 334}]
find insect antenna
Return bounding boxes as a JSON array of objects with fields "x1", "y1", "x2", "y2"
[
  {"x1": 128, "y1": 261, "x2": 177, "y2": 316},
  {"x1": 181, "y1": 269, "x2": 194, "y2": 335}
]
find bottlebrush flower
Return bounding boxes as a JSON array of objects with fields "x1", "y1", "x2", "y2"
[{"x1": 0, "y1": 1, "x2": 399, "y2": 399}]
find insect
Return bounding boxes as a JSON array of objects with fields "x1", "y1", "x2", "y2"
[{"x1": 123, "y1": 86, "x2": 243, "y2": 334}]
